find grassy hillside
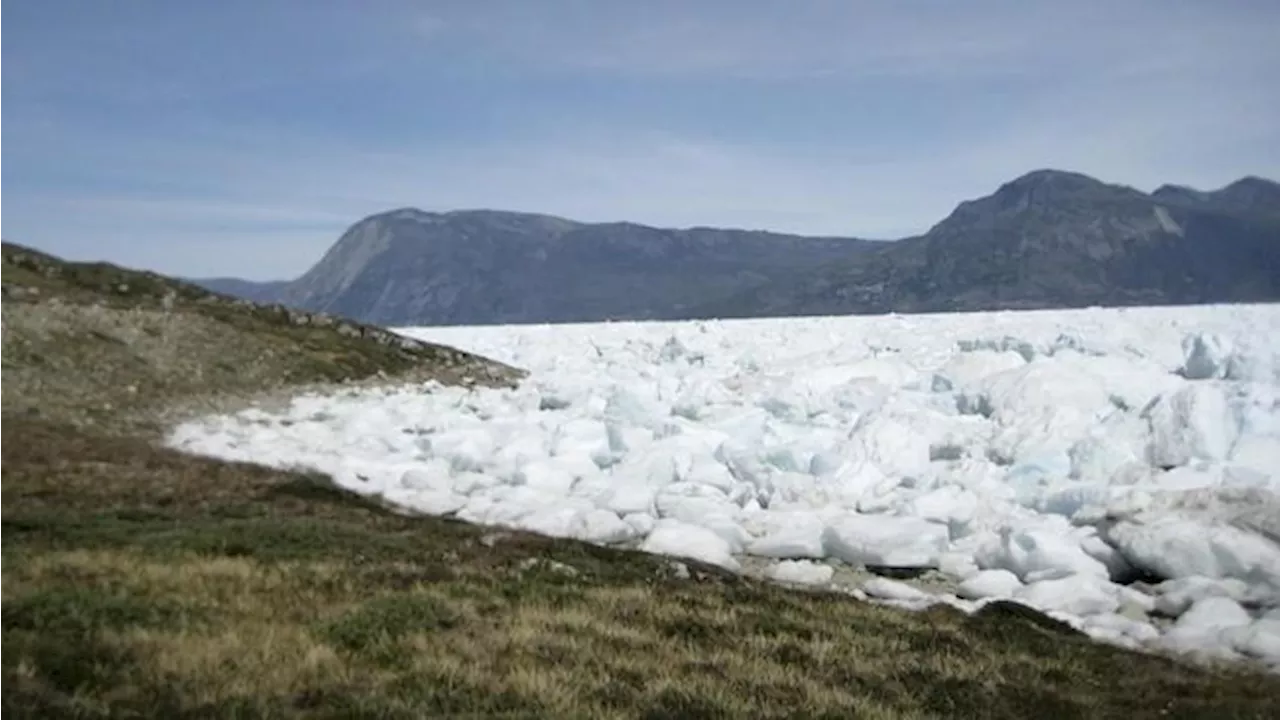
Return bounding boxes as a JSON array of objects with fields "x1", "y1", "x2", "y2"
[
  {"x1": 3, "y1": 243, "x2": 1277, "y2": 719},
  {"x1": 0, "y1": 243, "x2": 522, "y2": 433}
]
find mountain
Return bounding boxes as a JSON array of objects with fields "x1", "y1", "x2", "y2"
[
  {"x1": 698, "y1": 170, "x2": 1280, "y2": 318},
  {"x1": 193, "y1": 277, "x2": 290, "y2": 304},
  {"x1": 1152, "y1": 176, "x2": 1280, "y2": 222},
  {"x1": 194, "y1": 170, "x2": 1280, "y2": 325},
  {"x1": 196, "y1": 208, "x2": 877, "y2": 325}
]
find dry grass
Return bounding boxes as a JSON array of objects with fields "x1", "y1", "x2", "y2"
[
  {"x1": 1, "y1": 242, "x2": 524, "y2": 437},
  {"x1": 4, "y1": 243, "x2": 1280, "y2": 718}
]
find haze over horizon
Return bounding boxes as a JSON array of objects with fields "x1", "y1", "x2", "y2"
[{"x1": 4, "y1": 1, "x2": 1279, "y2": 280}]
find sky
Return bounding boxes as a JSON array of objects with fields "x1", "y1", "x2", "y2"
[{"x1": 3, "y1": 1, "x2": 1279, "y2": 280}]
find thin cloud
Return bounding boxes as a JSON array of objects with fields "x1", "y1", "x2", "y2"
[
  {"x1": 3, "y1": 1, "x2": 1277, "y2": 279},
  {"x1": 404, "y1": 1, "x2": 1279, "y2": 81}
]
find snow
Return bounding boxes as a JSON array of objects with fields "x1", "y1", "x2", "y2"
[{"x1": 167, "y1": 303, "x2": 1280, "y2": 670}]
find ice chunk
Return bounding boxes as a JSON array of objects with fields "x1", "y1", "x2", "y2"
[
  {"x1": 451, "y1": 471, "x2": 500, "y2": 496},
  {"x1": 611, "y1": 450, "x2": 680, "y2": 489},
  {"x1": 1016, "y1": 575, "x2": 1120, "y2": 616},
  {"x1": 1077, "y1": 530, "x2": 1136, "y2": 580},
  {"x1": 957, "y1": 569, "x2": 1023, "y2": 600},
  {"x1": 551, "y1": 417, "x2": 613, "y2": 466},
  {"x1": 604, "y1": 385, "x2": 667, "y2": 429},
  {"x1": 933, "y1": 350, "x2": 1026, "y2": 394},
  {"x1": 972, "y1": 360, "x2": 1114, "y2": 464},
  {"x1": 514, "y1": 505, "x2": 593, "y2": 539},
  {"x1": 1003, "y1": 454, "x2": 1073, "y2": 508},
  {"x1": 658, "y1": 334, "x2": 691, "y2": 363},
  {"x1": 606, "y1": 422, "x2": 655, "y2": 457},
  {"x1": 1144, "y1": 384, "x2": 1236, "y2": 467},
  {"x1": 846, "y1": 410, "x2": 932, "y2": 482},
  {"x1": 682, "y1": 455, "x2": 739, "y2": 492},
  {"x1": 1082, "y1": 613, "x2": 1161, "y2": 645},
  {"x1": 906, "y1": 486, "x2": 979, "y2": 537},
  {"x1": 1115, "y1": 585, "x2": 1157, "y2": 616},
  {"x1": 1102, "y1": 516, "x2": 1280, "y2": 590},
  {"x1": 580, "y1": 508, "x2": 638, "y2": 544},
  {"x1": 938, "y1": 552, "x2": 981, "y2": 580},
  {"x1": 1150, "y1": 576, "x2": 1250, "y2": 617},
  {"x1": 380, "y1": 488, "x2": 467, "y2": 517},
  {"x1": 1162, "y1": 591, "x2": 1259, "y2": 661},
  {"x1": 640, "y1": 521, "x2": 741, "y2": 571},
  {"x1": 654, "y1": 484, "x2": 739, "y2": 522},
  {"x1": 862, "y1": 577, "x2": 934, "y2": 602},
  {"x1": 1224, "y1": 618, "x2": 1280, "y2": 663},
  {"x1": 1176, "y1": 596, "x2": 1252, "y2": 633},
  {"x1": 1154, "y1": 464, "x2": 1226, "y2": 492},
  {"x1": 623, "y1": 512, "x2": 656, "y2": 536},
  {"x1": 492, "y1": 433, "x2": 549, "y2": 475},
  {"x1": 1229, "y1": 435, "x2": 1280, "y2": 480},
  {"x1": 765, "y1": 560, "x2": 835, "y2": 585},
  {"x1": 512, "y1": 460, "x2": 579, "y2": 495},
  {"x1": 1225, "y1": 345, "x2": 1277, "y2": 383},
  {"x1": 822, "y1": 515, "x2": 949, "y2": 568},
  {"x1": 587, "y1": 480, "x2": 657, "y2": 516},
  {"x1": 1034, "y1": 483, "x2": 1119, "y2": 520},
  {"x1": 1068, "y1": 412, "x2": 1149, "y2": 482},
  {"x1": 399, "y1": 459, "x2": 454, "y2": 492},
  {"x1": 1180, "y1": 333, "x2": 1232, "y2": 380},
  {"x1": 974, "y1": 527, "x2": 1109, "y2": 582},
  {"x1": 420, "y1": 429, "x2": 496, "y2": 472},
  {"x1": 747, "y1": 523, "x2": 827, "y2": 559}
]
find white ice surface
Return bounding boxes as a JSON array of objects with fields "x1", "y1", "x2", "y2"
[
  {"x1": 167, "y1": 304, "x2": 1280, "y2": 669},
  {"x1": 765, "y1": 560, "x2": 836, "y2": 586}
]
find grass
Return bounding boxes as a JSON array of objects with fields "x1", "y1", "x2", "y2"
[
  {"x1": 4, "y1": 242, "x2": 1280, "y2": 718},
  {"x1": 1, "y1": 243, "x2": 523, "y2": 436}
]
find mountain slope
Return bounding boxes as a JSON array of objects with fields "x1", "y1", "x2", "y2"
[
  {"x1": 197, "y1": 171, "x2": 1280, "y2": 325},
  {"x1": 1, "y1": 242, "x2": 521, "y2": 428},
  {"x1": 697, "y1": 171, "x2": 1280, "y2": 318},
  {"x1": 272, "y1": 209, "x2": 876, "y2": 325},
  {"x1": 192, "y1": 277, "x2": 291, "y2": 304},
  {"x1": 1153, "y1": 176, "x2": 1280, "y2": 222}
]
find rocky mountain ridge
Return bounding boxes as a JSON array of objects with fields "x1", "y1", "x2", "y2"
[{"x1": 194, "y1": 169, "x2": 1280, "y2": 325}]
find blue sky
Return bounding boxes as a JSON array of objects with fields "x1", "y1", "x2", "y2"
[{"x1": 4, "y1": 1, "x2": 1279, "y2": 280}]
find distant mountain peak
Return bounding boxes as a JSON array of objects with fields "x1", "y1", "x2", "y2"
[
  {"x1": 985, "y1": 169, "x2": 1137, "y2": 209},
  {"x1": 1152, "y1": 183, "x2": 1204, "y2": 198},
  {"x1": 364, "y1": 207, "x2": 584, "y2": 235},
  {"x1": 376, "y1": 207, "x2": 435, "y2": 222},
  {"x1": 1222, "y1": 175, "x2": 1280, "y2": 191},
  {"x1": 1216, "y1": 176, "x2": 1280, "y2": 203},
  {"x1": 1002, "y1": 168, "x2": 1106, "y2": 190},
  {"x1": 1153, "y1": 176, "x2": 1280, "y2": 219},
  {"x1": 930, "y1": 169, "x2": 1139, "y2": 232},
  {"x1": 194, "y1": 166, "x2": 1280, "y2": 325},
  {"x1": 1155, "y1": 176, "x2": 1279, "y2": 198}
]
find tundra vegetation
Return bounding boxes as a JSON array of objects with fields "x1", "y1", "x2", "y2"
[{"x1": 3, "y1": 243, "x2": 1277, "y2": 719}]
